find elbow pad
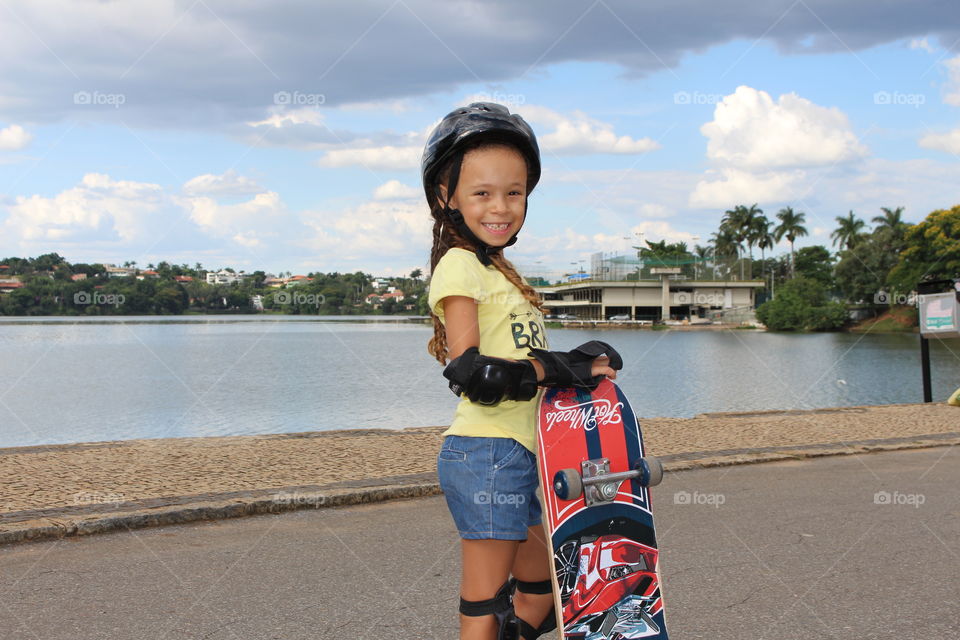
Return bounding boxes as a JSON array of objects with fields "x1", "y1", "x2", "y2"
[
  {"x1": 443, "y1": 347, "x2": 539, "y2": 406},
  {"x1": 528, "y1": 340, "x2": 623, "y2": 390}
]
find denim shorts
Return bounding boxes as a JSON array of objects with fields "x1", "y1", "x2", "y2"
[{"x1": 437, "y1": 435, "x2": 542, "y2": 540}]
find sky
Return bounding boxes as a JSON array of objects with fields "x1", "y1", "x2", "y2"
[{"x1": 0, "y1": 0, "x2": 958, "y2": 279}]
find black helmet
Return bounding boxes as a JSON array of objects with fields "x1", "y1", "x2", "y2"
[{"x1": 421, "y1": 102, "x2": 541, "y2": 265}]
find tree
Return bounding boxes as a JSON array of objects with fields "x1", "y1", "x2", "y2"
[
  {"x1": 793, "y1": 245, "x2": 834, "y2": 288},
  {"x1": 887, "y1": 205, "x2": 960, "y2": 294},
  {"x1": 721, "y1": 205, "x2": 752, "y2": 279},
  {"x1": 834, "y1": 234, "x2": 900, "y2": 307},
  {"x1": 710, "y1": 227, "x2": 740, "y2": 279},
  {"x1": 755, "y1": 277, "x2": 847, "y2": 331},
  {"x1": 872, "y1": 206, "x2": 909, "y2": 252},
  {"x1": 753, "y1": 216, "x2": 775, "y2": 284},
  {"x1": 410, "y1": 268, "x2": 422, "y2": 281},
  {"x1": 831, "y1": 210, "x2": 866, "y2": 250},
  {"x1": 774, "y1": 207, "x2": 808, "y2": 278}
]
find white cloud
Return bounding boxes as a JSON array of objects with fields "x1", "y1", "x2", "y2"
[
  {"x1": 373, "y1": 179, "x2": 420, "y2": 200},
  {"x1": 0, "y1": 124, "x2": 31, "y2": 151},
  {"x1": 180, "y1": 191, "x2": 286, "y2": 248},
  {"x1": 246, "y1": 108, "x2": 324, "y2": 129},
  {"x1": 941, "y1": 55, "x2": 960, "y2": 106},
  {"x1": 183, "y1": 170, "x2": 263, "y2": 196},
  {"x1": 315, "y1": 103, "x2": 660, "y2": 171},
  {"x1": 316, "y1": 145, "x2": 422, "y2": 170},
  {"x1": 337, "y1": 98, "x2": 416, "y2": 113},
  {"x1": 521, "y1": 105, "x2": 660, "y2": 155},
  {"x1": 910, "y1": 38, "x2": 934, "y2": 54},
  {"x1": 4, "y1": 173, "x2": 165, "y2": 243},
  {"x1": 299, "y1": 198, "x2": 432, "y2": 261},
  {"x1": 918, "y1": 128, "x2": 960, "y2": 154},
  {"x1": 700, "y1": 86, "x2": 867, "y2": 169},
  {"x1": 689, "y1": 168, "x2": 805, "y2": 209}
]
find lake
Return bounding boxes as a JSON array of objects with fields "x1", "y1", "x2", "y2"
[{"x1": 1, "y1": 316, "x2": 957, "y2": 448}]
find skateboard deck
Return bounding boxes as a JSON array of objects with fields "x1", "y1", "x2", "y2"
[{"x1": 536, "y1": 378, "x2": 668, "y2": 639}]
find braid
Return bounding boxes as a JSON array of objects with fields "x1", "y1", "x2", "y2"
[
  {"x1": 427, "y1": 212, "x2": 472, "y2": 364},
  {"x1": 489, "y1": 253, "x2": 545, "y2": 313}
]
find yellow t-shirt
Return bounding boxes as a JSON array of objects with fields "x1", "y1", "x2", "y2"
[{"x1": 427, "y1": 248, "x2": 549, "y2": 453}]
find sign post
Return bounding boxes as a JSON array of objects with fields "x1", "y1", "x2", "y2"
[{"x1": 917, "y1": 281, "x2": 960, "y2": 402}]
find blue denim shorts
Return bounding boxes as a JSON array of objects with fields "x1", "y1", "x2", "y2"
[{"x1": 437, "y1": 435, "x2": 542, "y2": 540}]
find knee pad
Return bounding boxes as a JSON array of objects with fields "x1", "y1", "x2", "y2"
[
  {"x1": 513, "y1": 578, "x2": 557, "y2": 638},
  {"x1": 459, "y1": 579, "x2": 520, "y2": 640}
]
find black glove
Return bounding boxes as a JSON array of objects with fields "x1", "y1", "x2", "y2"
[{"x1": 528, "y1": 341, "x2": 623, "y2": 389}]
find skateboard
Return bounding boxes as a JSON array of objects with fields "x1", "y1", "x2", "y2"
[{"x1": 536, "y1": 378, "x2": 668, "y2": 639}]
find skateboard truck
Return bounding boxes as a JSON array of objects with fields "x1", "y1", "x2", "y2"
[{"x1": 553, "y1": 456, "x2": 663, "y2": 506}]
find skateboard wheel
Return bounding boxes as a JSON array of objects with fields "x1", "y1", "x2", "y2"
[
  {"x1": 634, "y1": 456, "x2": 664, "y2": 486},
  {"x1": 553, "y1": 468, "x2": 583, "y2": 501}
]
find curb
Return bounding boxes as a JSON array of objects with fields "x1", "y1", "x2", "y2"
[{"x1": 2, "y1": 432, "x2": 958, "y2": 548}]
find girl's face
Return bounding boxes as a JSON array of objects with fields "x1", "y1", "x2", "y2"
[{"x1": 442, "y1": 145, "x2": 528, "y2": 247}]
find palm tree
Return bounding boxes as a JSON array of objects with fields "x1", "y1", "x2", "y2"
[
  {"x1": 710, "y1": 228, "x2": 740, "y2": 280},
  {"x1": 873, "y1": 206, "x2": 904, "y2": 230},
  {"x1": 774, "y1": 207, "x2": 808, "y2": 278},
  {"x1": 721, "y1": 205, "x2": 751, "y2": 279},
  {"x1": 753, "y1": 216, "x2": 775, "y2": 284},
  {"x1": 693, "y1": 244, "x2": 712, "y2": 280},
  {"x1": 873, "y1": 206, "x2": 908, "y2": 250},
  {"x1": 831, "y1": 210, "x2": 866, "y2": 250}
]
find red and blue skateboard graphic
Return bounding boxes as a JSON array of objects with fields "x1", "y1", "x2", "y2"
[{"x1": 537, "y1": 378, "x2": 668, "y2": 639}]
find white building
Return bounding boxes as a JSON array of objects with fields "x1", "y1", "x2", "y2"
[
  {"x1": 535, "y1": 271, "x2": 764, "y2": 322},
  {"x1": 206, "y1": 269, "x2": 247, "y2": 285}
]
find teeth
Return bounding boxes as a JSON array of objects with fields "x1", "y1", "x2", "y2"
[{"x1": 483, "y1": 223, "x2": 509, "y2": 231}]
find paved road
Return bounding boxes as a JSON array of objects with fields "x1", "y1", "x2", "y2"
[{"x1": 1, "y1": 447, "x2": 958, "y2": 639}]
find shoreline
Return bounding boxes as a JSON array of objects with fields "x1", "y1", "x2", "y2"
[{"x1": 1, "y1": 401, "x2": 957, "y2": 547}]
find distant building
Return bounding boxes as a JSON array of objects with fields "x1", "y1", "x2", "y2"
[
  {"x1": 287, "y1": 275, "x2": 313, "y2": 286},
  {"x1": 535, "y1": 276, "x2": 764, "y2": 322},
  {"x1": 0, "y1": 279, "x2": 24, "y2": 293},
  {"x1": 205, "y1": 269, "x2": 247, "y2": 285},
  {"x1": 105, "y1": 265, "x2": 136, "y2": 278},
  {"x1": 136, "y1": 270, "x2": 159, "y2": 280},
  {"x1": 174, "y1": 275, "x2": 194, "y2": 283},
  {"x1": 71, "y1": 273, "x2": 87, "y2": 281}
]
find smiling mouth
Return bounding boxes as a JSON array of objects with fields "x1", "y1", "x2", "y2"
[{"x1": 482, "y1": 223, "x2": 511, "y2": 233}]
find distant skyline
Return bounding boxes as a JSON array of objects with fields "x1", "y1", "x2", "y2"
[{"x1": 1, "y1": 1, "x2": 958, "y2": 277}]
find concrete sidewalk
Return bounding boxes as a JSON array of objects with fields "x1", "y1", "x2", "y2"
[
  {"x1": 2, "y1": 402, "x2": 958, "y2": 546},
  {"x1": 2, "y1": 448, "x2": 958, "y2": 639}
]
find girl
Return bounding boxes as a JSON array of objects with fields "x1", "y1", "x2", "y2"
[{"x1": 423, "y1": 102, "x2": 622, "y2": 640}]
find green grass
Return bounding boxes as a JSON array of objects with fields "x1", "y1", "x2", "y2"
[{"x1": 850, "y1": 306, "x2": 918, "y2": 333}]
